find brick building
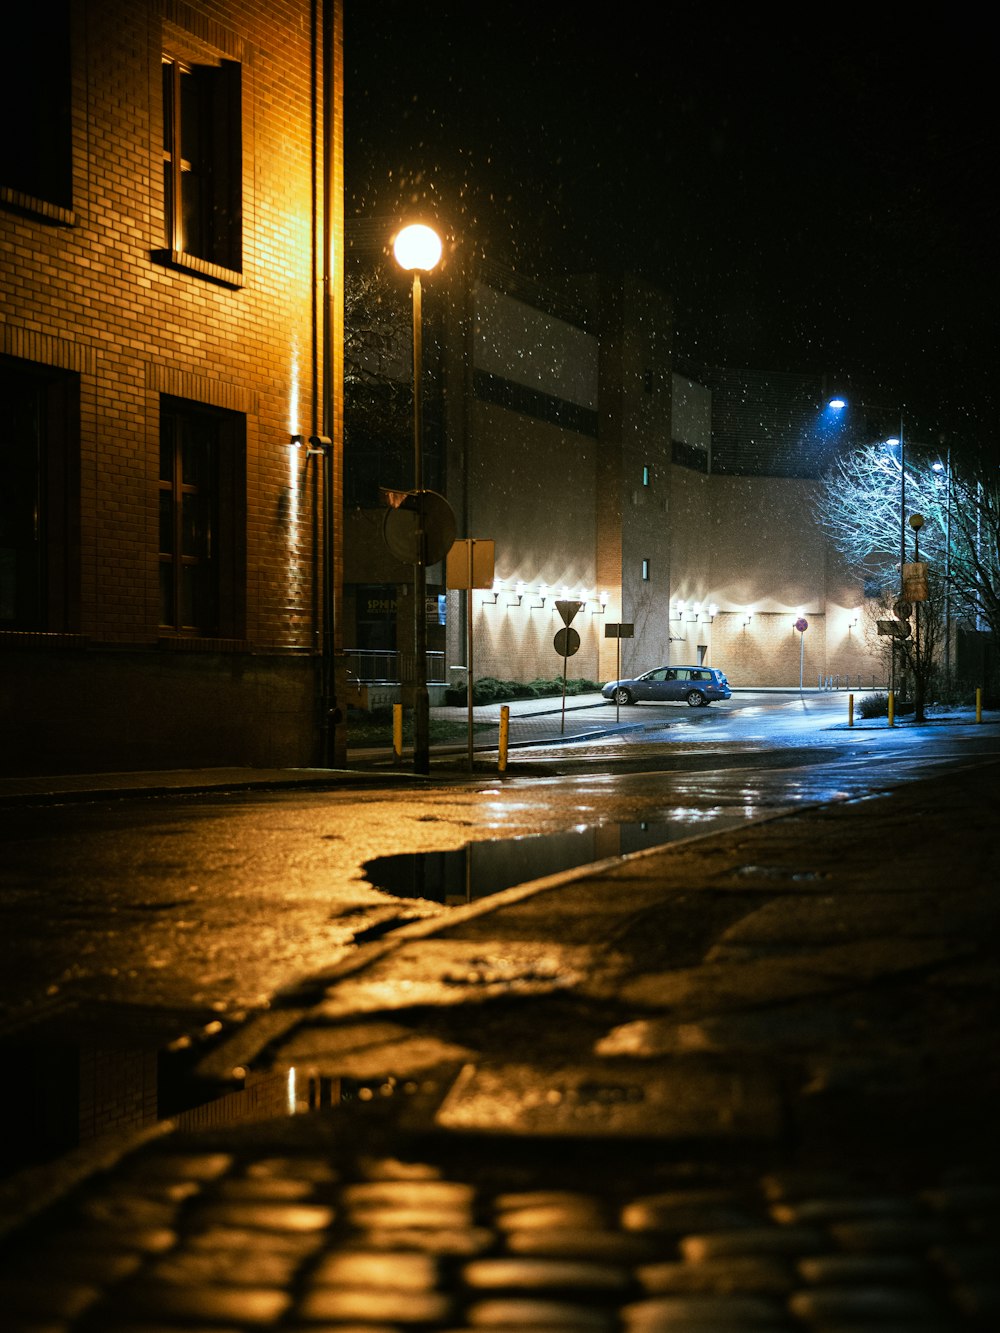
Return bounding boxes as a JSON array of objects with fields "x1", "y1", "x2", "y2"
[{"x1": 1, "y1": 0, "x2": 344, "y2": 776}]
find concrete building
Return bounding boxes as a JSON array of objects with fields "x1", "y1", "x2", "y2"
[
  {"x1": 343, "y1": 250, "x2": 882, "y2": 700},
  {"x1": 1, "y1": 0, "x2": 344, "y2": 776}
]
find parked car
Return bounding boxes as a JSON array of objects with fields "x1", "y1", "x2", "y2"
[{"x1": 602, "y1": 665, "x2": 732, "y2": 707}]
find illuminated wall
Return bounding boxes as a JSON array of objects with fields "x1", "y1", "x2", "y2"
[{"x1": 0, "y1": 0, "x2": 340, "y2": 773}]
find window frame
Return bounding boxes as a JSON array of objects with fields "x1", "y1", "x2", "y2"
[
  {"x1": 157, "y1": 50, "x2": 244, "y2": 284},
  {"x1": 0, "y1": 357, "x2": 80, "y2": 633},
  {"x1": 158, "y1": 396, "x2": 246, "y2": 639}
]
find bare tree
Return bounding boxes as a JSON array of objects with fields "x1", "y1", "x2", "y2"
[
  {"x1": 814, "y1": 444, "x2": 948, "y2": 716},
  {"x1": 816, "y1": 438, "x2": 1000, "y2": 702},
  {"x1": 944, "y1": 450, "x2": 1000, "y2": 642}
]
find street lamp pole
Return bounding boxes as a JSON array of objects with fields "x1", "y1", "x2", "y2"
[
  {"x1": 393, "y1": 223, "x2": 442, "y2": 775},
  {"x1": 909, "y1": 511, "x2": 925, "y2": 722}
]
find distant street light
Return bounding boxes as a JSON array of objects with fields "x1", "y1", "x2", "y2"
[{"x1": 393, "y1": 222, "x2": 442, "y2": 775}]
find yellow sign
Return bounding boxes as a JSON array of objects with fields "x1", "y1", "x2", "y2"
[{"x1": 902, "y1": 561, "x2": 929, "y2": 602}]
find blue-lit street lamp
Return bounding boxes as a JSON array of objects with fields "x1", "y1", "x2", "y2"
[{"x1": 393, "y1": 222, "x2": 443, "y2": 775}]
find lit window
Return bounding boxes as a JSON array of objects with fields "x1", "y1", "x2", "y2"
[
  {"x1": 642, "y1": 559, "x2": 650, "y2": 581},
  {"x1": 642, "y1": 464, "x2": 651, "y2": 487},
  {"x1": 162, "y1": 56, "x2": 242, "y2": 270}
]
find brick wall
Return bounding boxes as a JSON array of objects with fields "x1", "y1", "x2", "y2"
[{"x1": 1, "y1": 0, "x2": 341, "y2": 771}]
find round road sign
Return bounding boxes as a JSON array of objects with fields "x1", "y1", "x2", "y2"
[
  {"x1": 554, "y1": 627, "x2": 580, "y2": 658},
  {"x1": 382, "y1": 490, "x2": 456, "y2": 565}
]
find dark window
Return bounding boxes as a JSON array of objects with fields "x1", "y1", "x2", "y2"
[
  {"x1": 159, "y1": 397, "x2": 245, "y2": 635},
  {"x1": 0, "y1": 357, "x2": 79, "y2": 630},
  {"x1": 162, "y1": 56, "x2": 242, "y2": 270},
  {"x1": 0, "y1": 3, "x2": 72, "y2": 207}
]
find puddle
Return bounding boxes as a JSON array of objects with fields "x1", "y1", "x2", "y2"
[
  {"x1": 363, "y1": 821, "x2": 689, "y2": 906},
  {"x1": 0, "y1": 1003, "x2": 269, "y2": 1182}
]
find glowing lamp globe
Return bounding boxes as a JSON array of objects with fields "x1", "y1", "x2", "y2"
[{"x1": 392, "y1": 224, "x2": 442, "y2": 273}]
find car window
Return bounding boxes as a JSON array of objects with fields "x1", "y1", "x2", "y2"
[{"x1": 675, "y1": 669, "x2": 690, "y2": 681}]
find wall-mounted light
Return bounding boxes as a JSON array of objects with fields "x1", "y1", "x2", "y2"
[
  {"x1": 742, "y1": 612, "x2": 753, "y2": 628},
  {"x1": 849, "y1": 610, "x2": 860, "y2": 630},
  {"x1": 290, "y1": 433, "x2": 305, "y2": 447},
  {"x1": 530, "y1": 582, "x2": 549, "y2": 610},
  {"x1": 689, "y1": 601, "x2": 702, "y2": 621},
  {"x1": 507, "y1": 580, "x2": 525, "y2": 607},
  {"x1": 707, "y1": 603, "x2": 718, "y2": 621},
  {"x1": 592, "y1": 589, "x2": 608, "y2": 614},
  {"x1": 673, "y1": 599, "x2": 686, "y2": 620},
  {"x1": 486, "y1": 577, "x2": 501, "y2": 606}
]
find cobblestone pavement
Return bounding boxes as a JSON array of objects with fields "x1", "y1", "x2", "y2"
[{"x1": 2, "y1": 1115, "x2": 998, "y2": 1330}]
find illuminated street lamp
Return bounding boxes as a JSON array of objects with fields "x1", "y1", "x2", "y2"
[{"x1": 393, "y1": 222, "x2": 442, "y2": 775}]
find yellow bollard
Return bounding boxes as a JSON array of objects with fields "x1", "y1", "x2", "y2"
[
  {"x1": 392, "y1": 703, "x2": 403, "y2": 761},
  {"x1": 888, "y1": 690, "x2": 895, "y2": 727},
  {"x1": 976, "y1": 687, "x2": 983, "y2": 724},
  {"x1": 498, "y1": 705, "x2": 509, "y2": 773},
  {"x1": 848, "y1": 693, "x2": 854, "y2": 728}
]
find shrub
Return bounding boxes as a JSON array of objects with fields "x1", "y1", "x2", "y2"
[
  {"x1": 857, "y1": 692, "x2": 916, "y2": 719},
  {"x1": 443, "y1": 676, "x2": 601, "y2": 706},
  {"x1": 857, "y1": 693, "x2": 888, "y2": 719}
]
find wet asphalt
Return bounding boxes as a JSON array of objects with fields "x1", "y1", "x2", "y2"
[{"x1": 1, "y1": 695, "x2": 998, "y2": 1329}]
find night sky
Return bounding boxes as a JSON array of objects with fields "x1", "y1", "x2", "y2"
[{"x1": 344, "y1": 5, "x2": 997, "y2": 443}]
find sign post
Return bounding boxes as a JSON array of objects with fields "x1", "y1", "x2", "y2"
[
  {"x1": 554, "y1": 600, "x2": 583, "y2": 733},
  {"x1": 446, "y1": 538, "x2": 494, "y2": 770},
  {"x1": 794, "y1": 617, "x2": 808, "y2": 691},
  {"x1": 604, "y1": 622, "x2": 634, "y2": 722}
]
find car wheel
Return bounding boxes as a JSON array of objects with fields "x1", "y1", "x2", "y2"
[
  {"x1": 685, "y1": 690, "x2": 706, "y2": 707},
  {"x1": 614, "y1": 687, "x2": 633, "y2": 705}
]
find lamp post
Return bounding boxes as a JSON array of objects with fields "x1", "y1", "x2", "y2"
[
  {"x1": 829, "y1": 397, "x2": 907, "y2": 693},
  {"x1": 393, "y1": 222, "x2": 442, "y2": 775},
  {"x1": 933, "y1": 453, "x2": 952, "y2": 694},
  {"x1": 909, "y1": 512, "x2": 926, "y2": 722}
]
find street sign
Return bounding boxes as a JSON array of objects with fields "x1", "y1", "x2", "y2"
[
  {"x1": 893, "y1": 597, "x2": 913, "y2": 621},
  {"x1": 382, "y1": 489, "x2": 457, "y2": 565},
  {"x1": 555, "y1": 599, "x2": 583, "y2": 626},
  {"x1": 554, "y1": 627, "x2": 580, "y2": 658},
  {"x1": 604, "y1": 623, "x2": 634, "y2": 639},
  {"x1": 902, "y1": 562, "x2": 928, "y2": 602},
  {"x1": 878, "y1": 619, "x2": 912, "y2": 638},
  {"x1": 446, "y1": 538, "x2": 495, "y2": 590},
  {"x1": 794, "y1": 617, "x2": 809, "y2": 633}
]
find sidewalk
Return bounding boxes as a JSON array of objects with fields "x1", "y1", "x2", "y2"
[{"x1": 1, "y1": 732, "x2": 998, "y2": 1327}]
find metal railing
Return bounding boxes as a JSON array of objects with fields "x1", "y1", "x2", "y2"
[
  {"x1": 344, "y1": 649, "x2": 447, "y2": 685},
  {"x1": 818, "y1": 673, "x2": 885, "y2": 691}
]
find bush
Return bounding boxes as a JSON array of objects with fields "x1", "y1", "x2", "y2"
[
  {"x1": 856, "y1": 692, "x2": 915, "y2": 719},
  {"x1": 857, "y1": 693, "x2": 887, "y2": 719},
  {"x1": 443, "y1": 676, "x2": 601, "y2": 706}
]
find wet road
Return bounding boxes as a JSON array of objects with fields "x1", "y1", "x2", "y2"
[{"x1": 1, "y1": 693, "x2": 997, "y2": 1032}]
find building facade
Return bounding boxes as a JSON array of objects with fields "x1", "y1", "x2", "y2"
[
  {"x1": 343, "y1": 250, "x2": 882, "y2": 699},
  {"x1": 1, "y1": 0, "x2": 344, "y2": 776}
]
